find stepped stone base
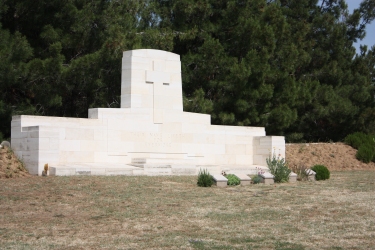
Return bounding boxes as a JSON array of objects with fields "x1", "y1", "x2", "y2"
[{"x1": 49, "y1": 163, "x2": 266, "y2": 176}]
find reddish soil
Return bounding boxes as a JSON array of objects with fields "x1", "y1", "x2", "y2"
[
  {"x1": 0, "y1": 147, "x2": 30, "y2": 178},
  {"x1": 286, "y1": 142, "x2": 375, "y2": 171}
]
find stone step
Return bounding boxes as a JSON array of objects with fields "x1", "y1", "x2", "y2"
[
  {"x1": 145, "y1": 164, "x2": 197, "y2": 175},
  {"x1": 131, "y1": 157, "x2": 194, "y2": 165},
  {"x1": 220, "y1": 165, "x2": 269, "y2": 176},
  {"x1": 48, "y1": 163, "x2": 265, "y2": 176},
  {"x1": 49, "y1": 163, "x2": 143, "y2": 176}
]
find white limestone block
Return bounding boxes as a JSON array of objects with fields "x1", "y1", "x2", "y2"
[
  {"x1": 246, "y1": 145, "x2": 253, "y2": 155},
  {"x1": 122, "y1": 56, "x2": 151, "y2": 70},
  {"x1": 170, "y1": 73, "x2": 182, "y2": 86},
  {"x1": 105, "y1": 169, "x2": 133, "y2": 176},
  {"x1": 212, "y1": 174, "x2": 227, "y2": 187},
  {"x1": 165, "y1": 52, "x2": 180, "y2": 61},
  {"x1": 152, "y1": 59, "x2": 166, "y2": 72},
  {"x1": 146, "y1": 49, "x2": 171, "y2": 60},
  {"x1": 260, "y1": 172, "x2": 275, "y2": 184},
  {"x1": 235, "y1": 155, "x2": 253, "y2": 165},
  {"x1": 145, "y1": 70, "x2": 171, "y2": 83},
  {"x1": 91, "y1": 168, "x2": 107, "y2": 175},
  {"x1": 226, "y1": 144, "x2": 247, "y2": 155},
  {"x1": 123, "y1": 50, "x2": 148, "y2": 58},
  {"x1": 165, "y1": 61, "x2": 181, "y2": 73},
  {"x1": 120, "y1": 94, "x2": 131, "y2": 108},
  {"x1": 60, "y1": 140, "x2": 80, "y2": 151}
]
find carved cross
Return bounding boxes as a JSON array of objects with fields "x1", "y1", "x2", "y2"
[{"x1": 145, "y1": 68, "x2": 171, "y2": 124}]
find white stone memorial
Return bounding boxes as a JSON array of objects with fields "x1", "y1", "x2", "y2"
[{"x1": 11, "y1": 49, "x2": 285, "y2": 176}]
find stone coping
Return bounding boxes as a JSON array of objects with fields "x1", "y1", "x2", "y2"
[
  {"x1": 212, "y1": 174, "x2": 228, "y2": 182},
  {"x1": 305, "y1": 169, "x2": 316, "y2": 175},
  {"x1": 233, "y1": 173, "x2": 251, "y2": 181},
  {"x1": 260, "y1": 172, "x2": 274, "y2": 179}
]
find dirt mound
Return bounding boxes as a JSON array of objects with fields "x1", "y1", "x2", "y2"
[
  {"x1": 0, "y1": 146, "x2": 30, "y2": 178},
  {"x1": 286, "y1": 142, "x2": 375, "y2": 171}
]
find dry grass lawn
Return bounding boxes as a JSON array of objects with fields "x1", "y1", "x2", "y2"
[{"x1": 1, "y1": 171, "x2": 374, "y2": 249}]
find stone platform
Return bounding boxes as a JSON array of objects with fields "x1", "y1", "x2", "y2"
[{"x1": 49, "y1": 163, "x2": 268, "y2": 176}]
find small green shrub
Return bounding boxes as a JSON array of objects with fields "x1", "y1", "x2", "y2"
[
  {"x1": 266, "y1": 151, "x2": 291, "y2": 183},
  {"x1": 252, "y1": 175, "x2": 262, "y2": 184},
  {"x1": 344, "y1": 132, "x2": 369, "y2": 149},
  {"x1": 226, "y1": 174, "x2": 240, "y2": 186},
  {"x1": 345, "y1": 132, "x2": 375, "y2": 163},
  {"x1": 356, "y1": 144, "x2": 375, "y2": 163},
  {"x1": 311, "y1": 165, "x2": 330, "y2": 181},
  {"x1": 197, "y1": 169, "x2": 213, "y2": 187}
]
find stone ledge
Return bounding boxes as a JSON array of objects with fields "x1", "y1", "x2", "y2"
[
  {"x1": 306, "y1": 169, "x2": 316, "y2": 181},
  {"x1": 212, "y1": 175, "x2": 227, "y2": 187},
  {"x1": 289, "y1": 172, "x2": 297, "y2": 182},
  {"x1": 260, "y1": 172, "x2": 274, "y2": 184},
  {"x1": 233, "y1": 173, "x2": 251, "y2": 186}
]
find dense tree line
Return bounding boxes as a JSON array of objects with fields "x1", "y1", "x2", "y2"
[{"x1": 0, "y1": 0, "x2": 374, "y2": 142}]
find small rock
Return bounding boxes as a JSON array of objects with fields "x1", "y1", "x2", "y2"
[{"x1": 1, "y1": 141, "x2": 11, "y2": 148}]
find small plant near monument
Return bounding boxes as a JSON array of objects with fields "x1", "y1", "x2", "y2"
[
  {"x1": 225, "y1": 174, "x2": 240, "y2": 186},
  {"x1": 256, "y1": 166, "x2": 265, "y2": 175},
  {"x1": 251, "y1": 167, "x2": 265, "y2": 184},
  {"x1": 311, "y1": 165, "x2": 330, "y2": 180},
  {"x1": 266, "y1": 150, "x2": 291, "y2": 183},
  {"x1": 197, "y1": 169, "x2": 213, "y2": 187},
  {"x1": 252, "y1": 175, "x2": 262, "y2": 184}
]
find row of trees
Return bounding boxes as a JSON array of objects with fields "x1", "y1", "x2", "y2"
[{"x1": 0, "y1": 0, "x2": 374, "y2": 142}]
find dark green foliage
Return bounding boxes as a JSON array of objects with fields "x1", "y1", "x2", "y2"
[
  {"x1": 345, "y1": 132, "x2": 375, "y2": 163},
  {"x1": 252, "y1": 175, "x2": 262, "y2": 184},
  {"x1": 311, "y1": 165, "x2": 330, "y2": 181},
  {"x1": 226, "y1": 174, "x2": 240, "y2": 186},
  {"x1": 0, "y1": 0, "x2": 374, "y2": 142},
  {"x1": 356, "y1": 144, "x2": 375, "y2": 163},
  {"x1": 345, "y1": 132, "x2": 373, "y2": 149},
  {"x1": 266, "y1": 153, "x2": 291, "y2": 183},
  {"x1": 197, "y1": 169, "x2": 213, "y2": 187}
]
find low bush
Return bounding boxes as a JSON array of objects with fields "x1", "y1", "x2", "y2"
[
  {"x1": 266, "y1": 151, "x2": 291, "y2": 183},
  {"x1": 252, "y1": 175, "x2": 262, "y2": 184},
  {"x1": 197, "y1": 169, "x2": 213, "y2": 187},
  {"x1": 344, "y1": 132, "x2": 369, "y2": 149},
  {"x1": 226, "y1": 174, "x2": 240, "y2": 186},
  {"x1": 345, "y1": 132, "x2": 375, "y2": 163},
  {"x1": 356, "y1": 144, "x2": 375, "y2": 163},
  {"x1": 311, "y1": 165, "x2": 330, "y2": 181}
]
